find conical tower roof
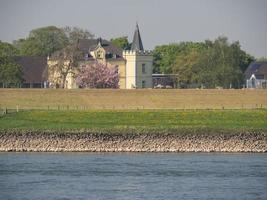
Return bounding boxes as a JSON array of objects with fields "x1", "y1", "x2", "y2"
[{"x1": 131, "y1": 23, "x2": 144, "y2": 51}]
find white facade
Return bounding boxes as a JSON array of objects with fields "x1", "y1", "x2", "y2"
[
  {"x1": 123, "y1": 50, "x2": 153, "y2": 89},
  {"x1": 246, "y1": 74, "x2": 267, "y2": 89}
]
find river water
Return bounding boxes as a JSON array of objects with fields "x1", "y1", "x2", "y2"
[{"x1": 0, "y1": 153, "x2": 266, "y2": 200}]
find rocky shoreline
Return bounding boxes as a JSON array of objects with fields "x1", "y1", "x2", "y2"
[{"x1": 0, "y1": 131, "x2": 266, "y2": 152}]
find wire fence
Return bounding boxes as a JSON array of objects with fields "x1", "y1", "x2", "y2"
[{"x1": 1, "y1": 103, "x2": 266, "y2": 116}]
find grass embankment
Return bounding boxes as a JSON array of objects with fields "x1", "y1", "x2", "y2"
[
  {"x1": 0, "y1": 110, "x2": 266, "y2": 132},
  {"x1": 0, "y1": 89, "x2": 267, "y2": 109}
]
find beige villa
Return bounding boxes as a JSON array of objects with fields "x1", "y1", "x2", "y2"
[{"x1": 47, "y1": 24, "x2": 153, "y2": 89}]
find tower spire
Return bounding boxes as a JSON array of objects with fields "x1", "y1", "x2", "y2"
[{"x1": 131, "y1": 23, "x2": 144, "y2": 51}]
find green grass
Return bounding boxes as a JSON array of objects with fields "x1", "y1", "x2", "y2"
[{"x1": 0, "y1": 109, "x2": 266, "y2": 132}]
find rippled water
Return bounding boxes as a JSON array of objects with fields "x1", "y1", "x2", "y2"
[{"x1": 0, "y1": 153, "x2": 266, "y2": 200}]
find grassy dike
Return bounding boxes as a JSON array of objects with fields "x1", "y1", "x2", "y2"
[
  {"x1": 1, "y1": 89, "x2": 267, "y2": 110},
  {"x1": 0, "y1": 109, "x2": 267, "y2": 152}
]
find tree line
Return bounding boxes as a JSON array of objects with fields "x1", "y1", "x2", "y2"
[
  {"x1": 0, "y1": 26, "x2": 94, "y2": 86},
  {"x1": 0, "y1": 25, "x2": 260, "y2": 88},
  {"x1": 153, "y1": 37, "x2": 255, "y2": 88}
]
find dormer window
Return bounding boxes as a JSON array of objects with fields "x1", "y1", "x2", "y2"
[
  {"x1": 94, "y1": 45, "x2": 106, "y2": 60},
  {"x1": 96, "y1": 50, "x2": 104, "y2": 59},
  {"x1": 97, "y1": 52, "x2": 102, "y2": 59}
]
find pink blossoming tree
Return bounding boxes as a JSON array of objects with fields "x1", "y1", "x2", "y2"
[{"x1": 76, "y1": 61, "x2": 119, "y2": 88}]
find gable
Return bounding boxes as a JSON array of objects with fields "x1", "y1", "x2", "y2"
[{"x1": 77, "y1": 39, "x2": 123, "y2": 59}]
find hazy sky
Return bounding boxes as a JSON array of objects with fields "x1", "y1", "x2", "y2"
[{"x1": 0, "y1": 0, "x2": 266, "y2": 57}]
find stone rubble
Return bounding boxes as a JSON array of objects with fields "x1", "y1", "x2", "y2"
[{"x1": 0, "y1": 131, "x2": 266, "y2": 152}]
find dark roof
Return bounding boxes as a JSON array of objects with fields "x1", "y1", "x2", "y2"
[
  {"x1": 77, "y1": 38, "x2": 123, "y2": 57},
  {"x1": 131, "y1": 23, "x2": 144, "y2": 51},
  {"x1": 15, "y1": 56, "x2": 47, "y2": 83},
  {"x1": 245, "y1": 61, "x2": 267, "y2": 79}
]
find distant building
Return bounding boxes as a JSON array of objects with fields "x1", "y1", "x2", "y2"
[
  {"x1": 15, "y1": 56, "x2": 48, "y2": 88},
  {"x1": 152, "y1": 74, "x2": 176, "y2": 88},
  {"x1": 245, "y1": 61, "x2": 267, "y2": 89},
  {"x1": 47, "y1": 24, "x2": 153, "y2": 89}
]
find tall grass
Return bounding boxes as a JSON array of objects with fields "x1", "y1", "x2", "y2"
[{"x1": 0, "y1": 89, "x2": 267, "y2": 110}]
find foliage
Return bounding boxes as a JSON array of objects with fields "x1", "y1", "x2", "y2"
[
  {"x1": 193, "y1": 37, "x2": 247, "y2": 88},
  {"x1": 62, "y1": 26, "x2": 94, "y2": 44},
  {"x1": 14, "y1": 26, "x2": 68, "y2": 56},
  {"x1": 13, "y1": 26, "x2": 94, "y2": 56},
  {"x1": 238, "y1": 49, "x2": 255, "y2": 72},
  {"x1": 153, "y1": 42, "x2": 206, "y2": 74},
  {"x1": 172, "y1": 50, "x2": 202, "y2": 87},
  {"x1": 0, "y1": 56, "x2": 23, "y2": 85},
  {"x1": 0, "y1": 41, "x2": 22, "y2": 86},
  {"x1": 171, "y1": 42, "x2": 207, "y2": 87},
  {"x1": 153, "y1": 44, "x2": 181, "y2": 73},
  {"x1": 110, "y1": 36, "x2": 130, "y2": 50},
  {"x1": 160, "y1": 37, "x2": 255, "y2": 88},
  {"x1": 76, "y1": 61, "x2": 119, "y2": 88},
  {"x1": 48, "y1": 45, "x2": 83, "y2": 88},
  {"x1": 0, "y1": 41, "x2": 19, "y2": 57}
]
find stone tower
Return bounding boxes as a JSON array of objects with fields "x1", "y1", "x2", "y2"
[{"x1": 123, "y1": 24, "x2": 153, "y2": 89}]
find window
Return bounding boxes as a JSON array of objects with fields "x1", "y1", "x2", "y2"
[
  {"x1": 142, "y1": 63, "x2": 146, "y2": 73},
  {"x1": 97, "y1": 51, "x2": 102, "y2": 59},
  {"x1": 142, "y1": 80, "x2": 146, "y2": 88}
]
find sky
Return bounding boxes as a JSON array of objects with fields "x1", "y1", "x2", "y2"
[{"x1": 0, "y1": 0, "x2": 266, "y2": 58}]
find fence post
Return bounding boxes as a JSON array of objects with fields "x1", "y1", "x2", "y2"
[{"x1": 16, "y1": 105, "x2": 19, "y2": 113}]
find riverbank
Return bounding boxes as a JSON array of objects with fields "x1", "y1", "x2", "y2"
[
  {"x1": 1, "y1": 110, "x2": 266, "y2": 152},
  {"x1": 0, "y1": 130, "x2": 266, "y2": 152}
]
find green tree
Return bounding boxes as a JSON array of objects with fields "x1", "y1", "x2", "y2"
[
  {"x1": 171, "y1": 42, "x2": 207, "y2": 87},
  {"x1": 0, "y1": 57, "x2": 23, "y2": 87},
  {"x1": 172, "y1": 50, "x2": 202, "y2": 87},
  {"x1": 153, "y1": 44, "x2": 181, "y2": 73},
  {"x1": 62, "y1": 26, "x2": 94, "y2": 44},
  {"x1": 0, "y1": 41, "x2": 22, "y2": 87},
  {"x1": 234, "y1": 45, "x2": 254, "y2": 73},
  {"x1": 153, "y1": 42, "x2": 206, "y2": 74},
  {"x1": 110, "y1": 37, "x2": 130, "y2": 50},
  {"x1": 48, "y1": 45, "x2": 83, "y2": 88},
  {"x1": 154, "y1": 37, "x2": 254, "y2": 88},
  {"x1": 14, "y1": 26, "x2": 68, "y2": 56},
  {"x1": 0, "y1": 40, "x2": 18, "y2": 57},
  {"x1": 195, "y1": 37, "x2": 245, "y2": 88}
]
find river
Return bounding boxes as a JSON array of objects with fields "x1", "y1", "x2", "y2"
[{"x1": 0, "y1": 153, "x2": 266, "y2": 200}]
